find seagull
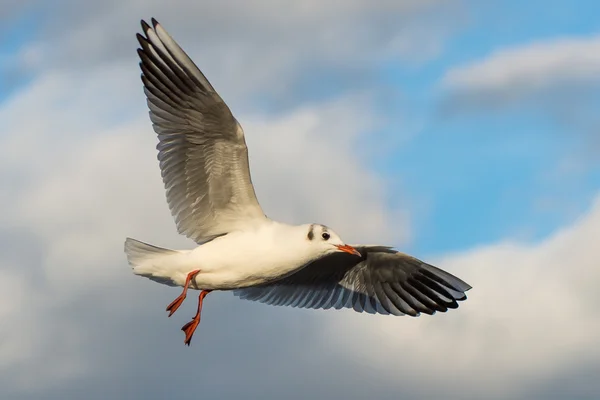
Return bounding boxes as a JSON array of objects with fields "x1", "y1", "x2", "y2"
[{"x1": 125, "y1": 18, "x2": 472, "y2": 346}]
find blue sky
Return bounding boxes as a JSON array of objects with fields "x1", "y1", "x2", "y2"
[
  {"x1": 1, "y1": 1, "x2": 600, "y2": 399},
  {"x1": 0, "y1": 6, "x2": 43, "y2": 102},
  {"x1": 371, "y1": 0, "x2": 600, "y2": 254}
]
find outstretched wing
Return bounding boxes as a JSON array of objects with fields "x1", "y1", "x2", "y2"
[
  {"x1": 233, "y1": 246, "x2": 472, "y2": 316},
  {"x1": 136, "y1": 19, "x2": 267, "y2": 243}
]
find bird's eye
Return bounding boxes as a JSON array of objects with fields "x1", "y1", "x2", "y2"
[{"x1": 322, "y1": 232, "x2": 330, "y2": 240}]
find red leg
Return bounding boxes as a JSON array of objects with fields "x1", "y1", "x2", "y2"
[
  {"x1": 181, "y1": 289, "x2": 212, "y2": 346},
  {"x1": 165, "y1": 269, "x2": 201, "y2": 317}
]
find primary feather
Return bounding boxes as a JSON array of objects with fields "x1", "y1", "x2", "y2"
[
  {"x1": 137, "y1": 18, "x2": 266, "y2": 244},
  {"x1": 234, "y1": 246, "x2": 472, "y2": 316}
]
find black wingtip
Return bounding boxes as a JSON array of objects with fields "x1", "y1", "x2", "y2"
[
  {"x1": 138, "y1": 63, "x2": 146, "y2": 81},
  {"x1": 135, "y1": 32, "x2": 148, "y2": 47},
  {"x1": 140, "y1": 19, "x2": 151, "y2": 33},
  {"x1": 151, "y1": 17, "x2": 160, "y2": 28}
]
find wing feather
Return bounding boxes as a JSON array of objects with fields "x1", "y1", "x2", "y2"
[
  {"x1": 137, "y1": 19, "x2": 266, "y2": 243},
  {"x1": 233, "y1": 246, "x2": 472, "y2": 317}
]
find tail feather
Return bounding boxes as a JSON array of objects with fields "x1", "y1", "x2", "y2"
[
  {"x1": 124, "y1": 237, "x2": 180, "y2": 287},
  {"x1": 124, "y1": 237, "x2": 176, "y2": 266}
]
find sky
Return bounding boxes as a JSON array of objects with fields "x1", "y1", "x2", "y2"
[{"x1": 1, "y1": 0, "x2": 600, "y2": 399}]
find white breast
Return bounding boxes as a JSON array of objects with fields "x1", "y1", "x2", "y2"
[{"x1": 187, "y1": 222, "x2": 318, "y2": 290}]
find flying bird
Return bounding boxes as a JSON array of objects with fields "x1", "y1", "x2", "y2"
[{"x1": 125, "y1": 18, "x2": 472, "y2": 346}]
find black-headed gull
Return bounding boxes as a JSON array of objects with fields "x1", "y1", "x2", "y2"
[{"x1": 125, "y1": 18, "x2": 472, "y2": 346}]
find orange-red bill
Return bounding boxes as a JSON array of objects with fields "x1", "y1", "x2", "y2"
[{"x1": 335, "y1": 244, "x2": 361, "y2": 257}]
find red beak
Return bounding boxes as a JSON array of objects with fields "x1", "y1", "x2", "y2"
[{"x1": 335, "y1": 244, "x2": 361, "y2": 257}]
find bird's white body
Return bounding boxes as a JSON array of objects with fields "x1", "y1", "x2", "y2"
[
  {"x1": 125, "y1": 19, "x2": 471, "y2": 346},
  {"x1": 128, "y1": 221, "x2": 336, "y2": 290}
]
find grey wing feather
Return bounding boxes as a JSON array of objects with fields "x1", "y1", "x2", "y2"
[
  {"x1": 136, "y1": 19, "x2": 266, "y2": 244},
  {"x1": 233, "y1": 246, "x2": 472, "y2": 317}
]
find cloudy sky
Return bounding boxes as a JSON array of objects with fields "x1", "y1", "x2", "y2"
[{"x1": 1, "y1": 0, "x2": 600, "y2": 399}]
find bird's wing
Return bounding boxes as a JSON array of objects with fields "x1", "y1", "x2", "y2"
[
  {"x1": 136, "y1": 19, "x2": 267, "y2": 243},
  {"x1": 233, "y1": 246, "x2": 472, "y2": 316}
]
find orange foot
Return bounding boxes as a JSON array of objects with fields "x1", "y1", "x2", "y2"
[
  {"x1": 165, "y1": 269, "x2": 200, "y2": 317},
  {"x1": 181, "y1": 289, "x2": 212, "y2": 346},
  {"x1": 182, "y1": 318, "x2": 200, "y2": 346}
]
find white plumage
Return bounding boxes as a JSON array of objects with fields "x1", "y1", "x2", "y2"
[{"x1": 126, "y1": 222, "x2": 354, "y2": 290}]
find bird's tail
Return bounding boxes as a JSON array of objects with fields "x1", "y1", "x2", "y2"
[
  {"x1": 124, "y1": 237, "x2": 180, "y2": 287},
  {"x1": 124, "y1": 237, "x2": 176, "y2": 266}
]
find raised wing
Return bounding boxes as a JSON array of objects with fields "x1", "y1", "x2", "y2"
[
  {"x1": 136, "y1": 19, "x2": 266, "y2": 243},
  {"x1": 233, "y1": 246, "x2": 472, "y2": 316}
]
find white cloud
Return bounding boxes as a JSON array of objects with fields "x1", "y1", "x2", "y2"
[
  {"x1": 437, "y1": 33, "x2": 600, "y2": 164},
  {"x1": 324, "y1": 193, "x2": 600, "y2": 398},
  {"x1": 442, "y1": 35, "x2": 600, "y2": 95}
]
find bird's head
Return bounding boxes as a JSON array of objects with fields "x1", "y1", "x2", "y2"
[{"x1": 305, "y1": 224, "x2": 361, "y2": 257}]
